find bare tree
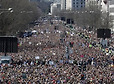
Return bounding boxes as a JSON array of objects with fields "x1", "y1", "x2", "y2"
[
  {"x1": 58, "y1": 4, "x2": 112, "y2": 31},
  {"x1": 0, "y1": 0, "x2": 41, "y2": 36}
]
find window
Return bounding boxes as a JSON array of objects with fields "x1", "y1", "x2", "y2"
[{"x1": 1, "y1": 60, "x2": 10, "y2": 64}]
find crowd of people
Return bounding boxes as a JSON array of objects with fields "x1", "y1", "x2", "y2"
[{"x1": 0, "y1": 17, "x2": 114, "y2": 84}]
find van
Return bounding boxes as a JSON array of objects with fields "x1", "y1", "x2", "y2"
[{"x1": 0, "y1": 56, "x2": 12, "y2": 65}]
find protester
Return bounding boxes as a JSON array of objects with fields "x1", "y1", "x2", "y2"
[{"x1": 0, "y1": 17, "x2": 113, "y2": 84}]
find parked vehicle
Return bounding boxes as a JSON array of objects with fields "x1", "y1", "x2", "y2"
[
  {"x1": 0, "y1": 56, "x2": 12, "y2": 65},
  {"x1": 18, "y1": 31, "x2": 33, "y2": 38}
]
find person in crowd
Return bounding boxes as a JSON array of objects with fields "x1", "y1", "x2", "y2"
[{"x1": 0, "y1": 18, "x2": 113, "y2": 84}]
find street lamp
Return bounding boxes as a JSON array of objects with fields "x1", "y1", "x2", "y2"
[
  {"x1": 0, "y1": 8, "x2": 13, "y2": 15},
  {"x1": 8, "y1": 8, "x2": 13, "y2": 12}
]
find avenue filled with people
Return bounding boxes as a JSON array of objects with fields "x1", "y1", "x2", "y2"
[{"x1": 0, "y1": 17, "x2": 114, "y2": 84}]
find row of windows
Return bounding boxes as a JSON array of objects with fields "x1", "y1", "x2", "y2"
[
  {"x1": 73, "y1": 5, "x2": 85, "y2": 8},
  {"x1": 89, "y1": 1, "x2": 99, "y2": 4},
  {"x1": 73, "y1": 2, "x2": 85, "y2": 5},
  {"x1": 73, "y1": 0, "x2": 85, "y2": 1},
  {"x1": 72, "y1": 0, "x2": 85, "y2": 8}
]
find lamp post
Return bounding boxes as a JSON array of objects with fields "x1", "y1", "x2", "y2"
[{"x1": 0, "y1": 8, "x2": 13, "y2": 14}]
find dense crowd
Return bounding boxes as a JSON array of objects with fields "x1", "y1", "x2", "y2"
[{"x1": 0, "y1": 18, "x2": 114, "y2": 84}]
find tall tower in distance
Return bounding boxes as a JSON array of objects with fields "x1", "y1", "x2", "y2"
[
  {"x1": 61, "y1": 0, "x2": 85, "y2": 10},
  {"x1": 61, "y1": 0, "x2": 66, "y2": 10}
]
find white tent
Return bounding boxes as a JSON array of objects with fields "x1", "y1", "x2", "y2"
[
  {"x1": 32, "y1": 30, "x2": 37, "y2": 33},
  {"x1": 35, "y1": 56, "x2": 40, "y2": 59}
]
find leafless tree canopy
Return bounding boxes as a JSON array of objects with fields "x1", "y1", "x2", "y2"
[
  {"x1": 57, "y1": 5, "x2": 112, "y2": 31},
  {"x1": 0, "y1": 0, "x2": 42, "y2": 36}
]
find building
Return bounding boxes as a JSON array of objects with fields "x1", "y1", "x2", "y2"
[
  {"x1": 43, "y1": 0, "x2": 60, "y2": 2},
  {"x1": 109, "y1": 0, "x2": 114, "y2": 16},
  {"x1": 101, "y1": 0, "x2": 108, "y2": 13},
  {"x1": 72, "y1": 0, "x2": 85, "y2": 10},
  {"x1": 61, "y1": 0, "x2": 66, "y2": 10},
  {"x1": 50, "y1": 3, "x2": 61, "y2": 15},
  {"x1": 101, "y1": 0, "x2": 114, "y2": 31},
  {"x1": 85, "y1": 0, "x2": 101, "y2": 8},
  {"x1": 85, "y1": 0, "x2": 109, "y2": 12},
  {"x1": 66, "y1": 0, "x2": 72, "y2": 10},
  {"x1": 61, "y1": 0, "x2": 85, "y2": 10}
]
